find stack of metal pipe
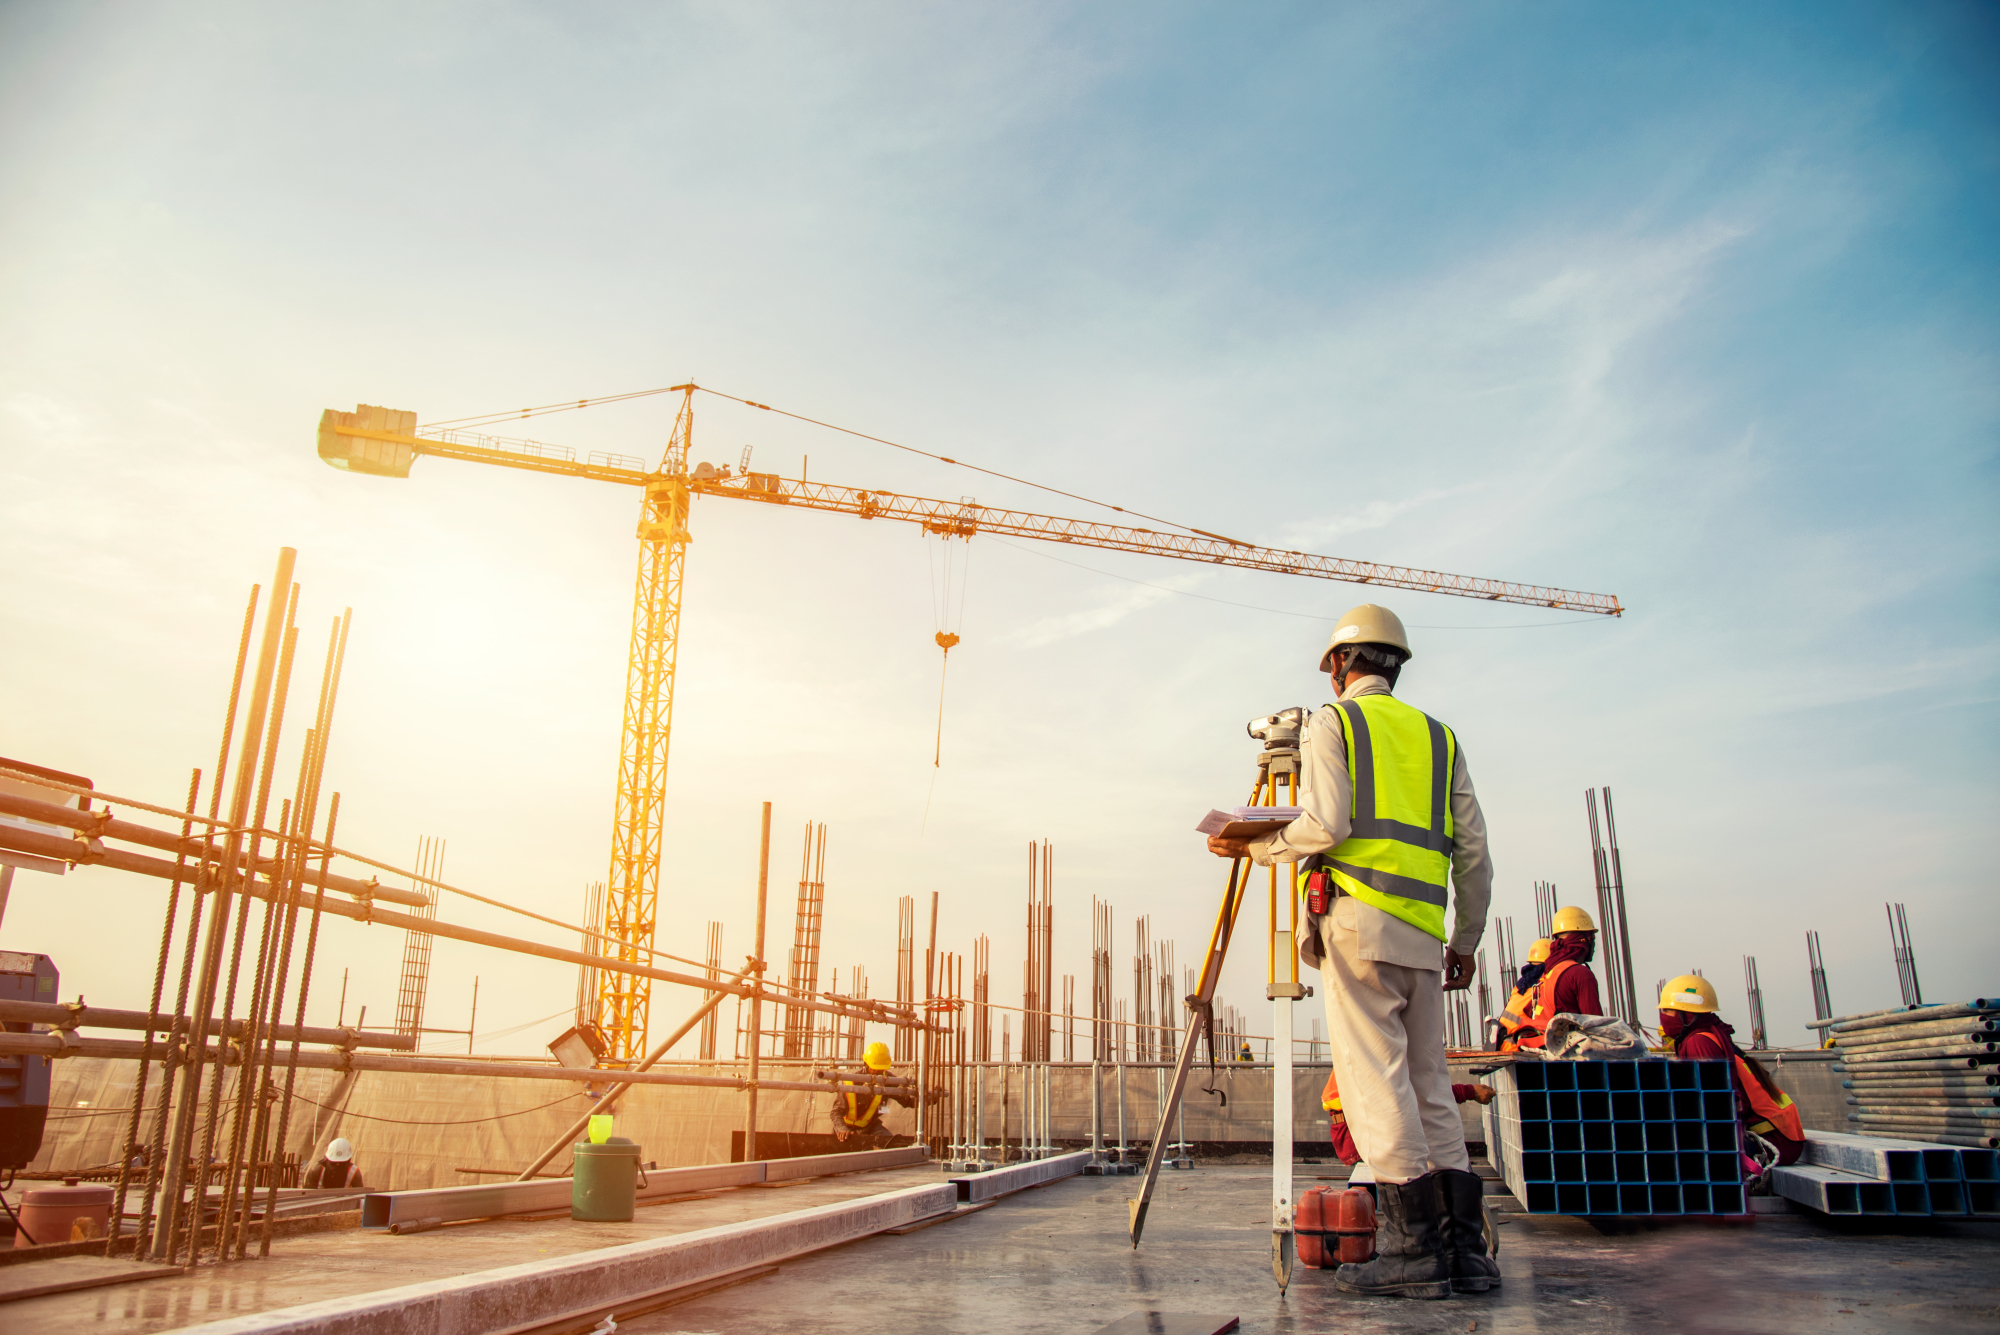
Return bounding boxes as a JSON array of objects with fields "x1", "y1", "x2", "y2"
[{"x1": 1826, "y1": 999, "x2": 2000, "y2": 1148}]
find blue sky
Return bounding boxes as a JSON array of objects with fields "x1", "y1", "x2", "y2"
[{"x1": 3, "y1": 3, "x2": 1995, "y2": 1058}]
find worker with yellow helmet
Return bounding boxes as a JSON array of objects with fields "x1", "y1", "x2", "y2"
[
  {"x1": 1488, "y1": 937, "x2": 1552, "y2": 1050},
  {"x1": 1205, "y1": 604, "x2": 1495, "y2": 1300},
  {"x1": 1659, "y1": 976, "x2": 1804, "y2": 1170},
  {"x1": 1511, "y1": 905, "x2": 1606, "y2": 1050},
  {"x1": 830, "y1": 1041, "x2": 911, "y2": 1146}
]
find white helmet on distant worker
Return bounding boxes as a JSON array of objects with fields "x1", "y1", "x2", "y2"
[
  {"x1": 1318, "y1": 604, "x2": 1412, "y2": 673},
  {"x1": 325, "y1": 1137, "x2": 353, "y2": 1163}
]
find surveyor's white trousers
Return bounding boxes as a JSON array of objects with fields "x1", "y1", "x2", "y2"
[{"x1": 1317, "y1": 915, "x2": 1469, "y2": 1183}]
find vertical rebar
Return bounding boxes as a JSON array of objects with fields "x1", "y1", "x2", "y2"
[
  {"x1": 261, "y1": 791, "x2": 339, "y2": 1257},
  {"x1": 159, "y1": 551, "x2": 295, "y2": 1263},
  {"x1": 1806, "y1": 930, "x2": 1833, "y2": 1023},
  {"x1": 743, "y1": 801, "x2": 771, "y2": 1163},
  {"x1": 110, "y1": 765, "x2": 202, "y2": 1258},
  {"x1": 205, "y1": 605, "x2": 298, "y2": 1259}
]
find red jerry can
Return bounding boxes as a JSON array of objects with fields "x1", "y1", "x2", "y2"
[{"x1": 1294, "y1": 1185, "x2": 1376, "y2": 1269}]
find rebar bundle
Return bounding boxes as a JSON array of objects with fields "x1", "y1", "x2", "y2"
[
  {"x1": 1092, "y1": 897, "x2": 1114, "y2": 1063},
  {"x1": 393, "y1": 837, "x2": 443, "y2": 1039},
  {"x1": 1023, "y1": 840, "x2": 1052, "y2": 1063},
  {"x1": 895, "y1": 895, "x2": 915, "y2": 1062},
  {"x1": 699, "y1": 922, "x2": 723, "y2": 1060},
  {"x1": 783, "y1": 822, "x2": 827, "y2": 1059},
  {"x1": 1132, "y1": 916, "x2": 1154, "y2": 1063},
  {"x1": 1806, "y1": 929, "x2": 1833, "y2": 1023},
  {"x1": 1887, "y1": 902, "x2": 1923, "y2": 1007},
  {"x1": 1742, "y1": 954, "x2": 1767, "y2": 1049},
  {"x1": 1584, "y1": 788, "x2": 1640, "y2": 1025}
]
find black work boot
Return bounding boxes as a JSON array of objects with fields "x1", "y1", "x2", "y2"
[
  {"x1": 1439, "y1": 1168, "x2": 1502, "y2": 1293},
  {"x1": 1333, "y1": 1173, "x2": 1452, "y2": 1300}
]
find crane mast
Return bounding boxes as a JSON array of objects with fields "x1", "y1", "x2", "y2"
[
  {"x1": 601, "y1": 389, "x2": 695, "y2": 1062},
  {"x1": 317, "y1": 389, "x2": 1623, "y2": 1059}
]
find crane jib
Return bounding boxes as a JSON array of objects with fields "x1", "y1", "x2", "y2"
[{"x1": 317, "y1": 411, "x2": 1621, "y2": 615}]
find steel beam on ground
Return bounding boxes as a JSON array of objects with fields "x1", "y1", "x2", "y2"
[
  {"x1": 178, "y1": 1180, "x2": 958, "y2": 1335},
  {"x1": 362, "y1": 1147, "x2": 926, "y2": 1229},
  {"x1": 1772, "y1": 1165, "x2": 1868, "y2": 1215},
  {"x1": 949, "y1": 1149, "x2": 1090, "y2": 1203}
]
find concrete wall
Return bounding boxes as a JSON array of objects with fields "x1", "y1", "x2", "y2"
[{"x1": 31, "y1": 1049, "x2": 1843, "y2": 1188}]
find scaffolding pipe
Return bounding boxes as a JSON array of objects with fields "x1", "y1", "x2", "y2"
[
  {"x1": 0, "y1": 823, "x2": 928, "y2": 1030},
  {"x1": 0, "y1": 999, "x2": 414, "y2": 1050}
]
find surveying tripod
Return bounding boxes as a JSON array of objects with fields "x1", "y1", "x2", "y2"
[{"x1": 1128, "y1": 706, "x2": 1308, "y2": 1292}]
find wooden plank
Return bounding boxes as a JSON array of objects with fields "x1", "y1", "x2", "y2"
[{"x1": 0, "y1": 1255, "x2": 183, "y2": 1304}]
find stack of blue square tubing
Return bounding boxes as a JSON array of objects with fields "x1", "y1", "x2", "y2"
[{"x1": 1481, "y1": 1059, "x2": 1746, "y2": 1216}]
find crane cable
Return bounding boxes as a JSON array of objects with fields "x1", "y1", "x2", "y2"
[
  {"x1": 926, "y1": 530, "x2": 972, "y2": 768},
  {"x1": 693, "y1": 386, "x2": 1250, "y2": 547},
  {"x1": 417, "y1": 383, "x2": 1249, "y2": 547}
]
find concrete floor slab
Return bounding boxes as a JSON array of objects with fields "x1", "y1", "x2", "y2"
[
  {"x1": 620, "y1": 1165, "x2": 2000, "y2": 1335},
  {"x1": 7, "y1": 1162, "x2": 1997, "y2": 1334}
]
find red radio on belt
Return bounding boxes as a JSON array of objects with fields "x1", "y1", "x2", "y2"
[{"x1": 1305, "y1": 868, "x2": 1333, "y2": 916}]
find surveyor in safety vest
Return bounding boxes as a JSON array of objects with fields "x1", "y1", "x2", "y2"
[
  {"x1": 1659, "y1": 975, "x2": 1804, "y2": 1171},
  {"x1": 829, "y1": 1042, "x2": 912, "y2": 1145},
  {"x1": 1509, "y1": 908, "x2": 1606, "y2": 1051},
  {"x1": 1489, "y1": 937, "x2": 1552, "y2": 1050},
  {"x1": 1205, "y1": 604, "x2": 1496, "y2": 1300}
]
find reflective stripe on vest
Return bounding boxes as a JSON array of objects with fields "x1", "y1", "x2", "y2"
[
  {"x1": 1323, "y1": 695, "x2": 1457, "y2": 941},
  {"x1": 1732, "y1": 1054, "x2": 1804, "y2": 1140},
  {"x1": 844, "y1": 1091, "x2": 884, "y2": 1128}
]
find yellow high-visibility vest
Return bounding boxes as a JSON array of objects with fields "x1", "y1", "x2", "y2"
[{"x1": 1311, "y1": 693, "x2": 1457, "y2": 942}]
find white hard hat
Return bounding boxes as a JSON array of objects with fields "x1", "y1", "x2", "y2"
[
  {"x1": 1318, "y1": 604, "x2": 1412, "y2": 673},
  {"x1": 325, "y1": 1137, "x2": 353, "y2": 1163}
]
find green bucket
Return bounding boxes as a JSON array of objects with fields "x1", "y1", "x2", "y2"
[{"x1": 571, "y1": 1136, "x2": 642, "y2": 1222}]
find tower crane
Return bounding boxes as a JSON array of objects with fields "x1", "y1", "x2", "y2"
[{"x1": 318, "y1": 384, "x2": 1622, "y2": 1062}]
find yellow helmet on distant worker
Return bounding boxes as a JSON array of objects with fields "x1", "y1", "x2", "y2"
[
  {"x1": 1318, "y1": 604, "x2": 1412, "y2": 672},
  {"x1": 1660, "y1": 975, "x2": 1718, "y2": 1014},
  {"x1": 1527, "y1": 938, "x2": 1552, "y2": 964},
  {"x1": 863, "y1": 1041, "x2": 892, "y2": 1072},
  {"x1": 1551, "y1": 905, "x2": 1597, "y2": 934}
]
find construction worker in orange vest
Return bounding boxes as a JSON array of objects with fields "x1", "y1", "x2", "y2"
[
  {"x1": 1489, "y1": 938, "x2": 1551, "y2": 1051},
  {"x1": 1511, "y1": 907, "x2": 1604, "y2": 1050},
  {"x1": 1321, "y1": 1068, "x2": 1495, "y2": 1167},
  {"x1": 830, "y1": 1042, "x2": 911, "y2": 1145},
  {"x1": 1659, "y1": 976, "x2": 1804, "y2": 1171}
]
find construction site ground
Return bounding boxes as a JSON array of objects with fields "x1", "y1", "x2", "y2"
[{"x1": 6, "y1": 1159, "x2": 1997, "y2": 1333}]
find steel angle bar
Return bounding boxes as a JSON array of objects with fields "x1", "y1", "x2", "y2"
[
  {"x1": 180, "y1": 1181, "x2": 959, "y2": 1335},
  {"x1": 763, "y1": 1145, "x2": 928, "y2": 1182},
  {"x1": 1771, "y1": 1165, "x2": 1871, "y2": 1215},
  {"x1": 364, "y1": 1147, "x2": 927, "y2": 1228},
  {"x1": 362, "y1": 1163, "x2": 766, "y2": 1229},
  {"x1": 950, "y1": 1149, "x2": 1092, "y2": 1203},
  {"x1": 1805, "y1": 1132, "x2": 1931, "y2": 1182}
]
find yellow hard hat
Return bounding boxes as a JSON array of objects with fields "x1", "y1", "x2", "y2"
[
  {"x1": 1660, "y1": 975, "x2": 1718, "y2": 1014},
  {"x1": 1318, "y1": 604, "x2": 1412, "y2": 672},
  {"x1": 1551, "y1": 905, "x2": 1597, "y2": 934},
  {"x1": 863, "y1": 1041, "x2": 892, "y2": 1072},
  {"x1": 1527, "y1": 938, "x2": 1552, "y2": 964}
]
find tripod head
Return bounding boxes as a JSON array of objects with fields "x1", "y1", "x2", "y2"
[{"x1": 1246, "y1": 707, "x2": 1308, "y2": 781}]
